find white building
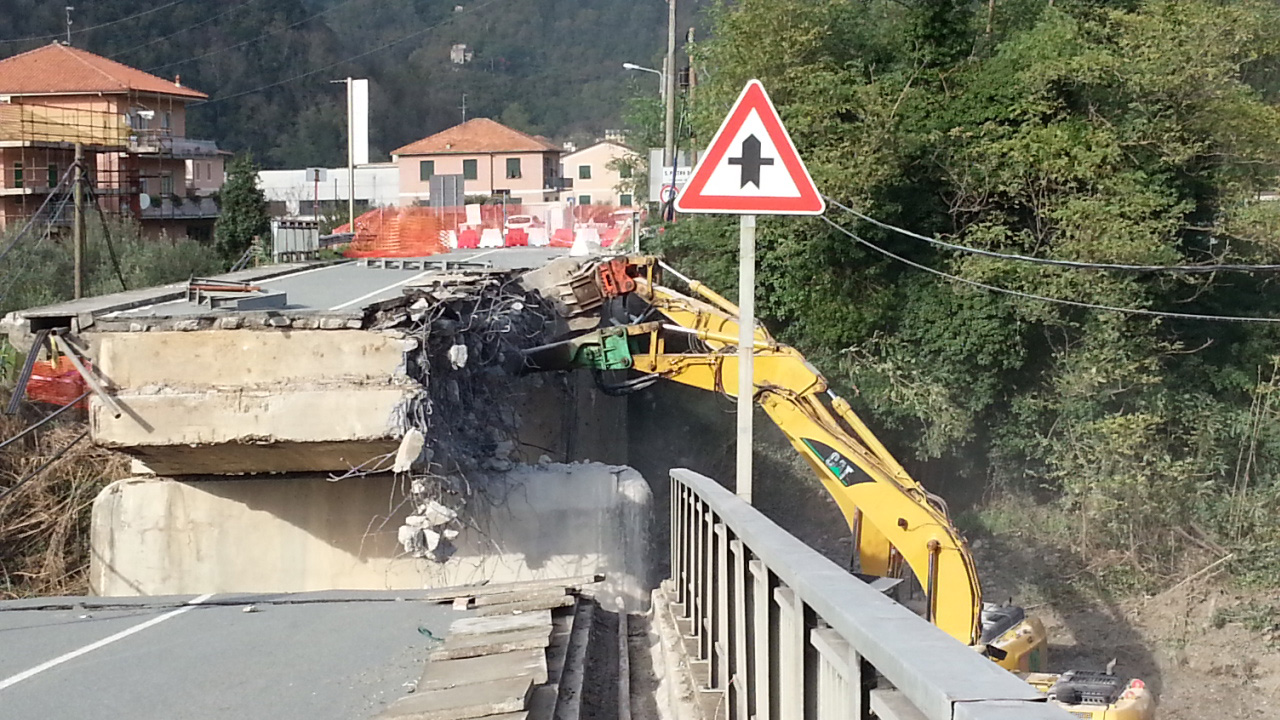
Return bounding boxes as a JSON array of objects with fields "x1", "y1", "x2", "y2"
[
  {"x1": 561, "y1": 141, "x2": 640, "y2": 207},
  {"x1": 257, "y1": 163, "x2": 399, "y2": 219}
]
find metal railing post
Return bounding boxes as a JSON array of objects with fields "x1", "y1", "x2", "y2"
[
  {"x1": 730, "y1": 539, "x2": 750, "y2": 720},
  {"x1": 663, "y1": 469, "x2": 1073, "y2": 720},
  {"x1": 775, "y1": 585, "x2": 805, "y2": 719},
  {"x1": 748, "y1": 559, "x2": 773, "y2": 720}
]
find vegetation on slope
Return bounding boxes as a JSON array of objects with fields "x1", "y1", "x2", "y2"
[
  {"x1": 0, "y1": 0, "x2": 705, "y2": 167},
  {"x1": 652, "y1": 0, "x2": 1280, "y2": 587}
]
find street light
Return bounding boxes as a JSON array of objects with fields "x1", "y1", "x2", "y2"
[{"x1": 622, "y1": 62, "x2": 665, "y2": 99}]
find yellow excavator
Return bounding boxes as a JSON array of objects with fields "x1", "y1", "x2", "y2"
[{"x1": 521, "y1": 255, "x2": 1153, "y2": 720}]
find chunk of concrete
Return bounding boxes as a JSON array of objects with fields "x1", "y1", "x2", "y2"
[
  {"x1": 417, "y1": 649, "x2": 549, "y2": 691},
  {"x1": 377, "y1": 676, "x2": 533, "y2": 719},
  {"x1": 89, "y1": 464, "x2": 652, "y2": 611},
  {"x1": 429, "y1": 628, "x2": 551, "y2": 661}
]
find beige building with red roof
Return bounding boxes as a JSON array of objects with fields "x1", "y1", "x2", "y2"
[
  {"x1": 0, "y1": 42, "x2": 225, "y2": 239},
  {"x1": 392, "y1": 118, "x2": 562, "y2": 206}
]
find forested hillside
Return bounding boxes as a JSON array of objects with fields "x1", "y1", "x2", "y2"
[
  {"x1": 659, "y1": 0, "x2": 1280, "y2": 586},
  {"x1": 0, "y1": 0, "x2": 695, "y2": 166}
]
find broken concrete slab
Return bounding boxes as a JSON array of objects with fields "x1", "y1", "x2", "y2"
[
  {"x1": 474, "y1": 594, "x2": 576, "y2": 617},
  {"x1": 91, "y1": 466, "x2": 650, "y2": 611},
  {"x1": 423, "y1": 575, "x2": 604, "y2": 603},
  {"x1": 417, "y1": 649, "x2": 549, "y2": 691},
  {"x1": 451, "y1": 609, "x2": 552, "y2": 636},
  {"x1": 473, "y1": 589, "x2": 574, "y2": 608},
  {"x1": 377, "y1": 676, "x2": 533, "y2": 720},
  {"x1": 430, "y1": 629, "x2": 552, "y2": 661},
  {"x1": 429, "y1": 627, "x2": 552, "y2": 661}
]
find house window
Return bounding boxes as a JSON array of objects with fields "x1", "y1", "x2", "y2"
[
  {"x1": 47, "y1": 164, "x2": 58, "y2": 187},
  {"x1": 207, "y1": 162, "x2": 214, "y2": 181},
  {"x1": 619, "y1": 164, "x2": 632, "y2": 179},
  {"x1": 506, "y1": 157, "x2": 521, "y2": 179},
  {"x1": 160, "y1": 172, "x2": 174, "y2": 196},
  {"x1": 463, "y1": 158, "x2": 478, "y2": 180},
  {"x1": 162, "y1": 111, "x2": 171, "y2": 130},
  {"x1": 420, "y1": 160, "x2": 434, "y2": 181},
  {"x1": 578, "y1": 195, "x2": 591, "y2": 206},
  {"x1": 578, "y1": 165, "x2": 592, "y2": 180},
  {"x1": 620, "y1": 193, "x2": 633, "y2": 207},
  {"x1": 12, "y1": 162, "x2": 22, "y2": 189}
]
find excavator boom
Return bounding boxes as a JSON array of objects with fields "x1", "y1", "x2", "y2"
[
  {"x1": 520, "y1": 255, "x2": 1152, "y2": 720},
  {"x1": 525, "y1": 256, "x2": 983, "y2": 646}
]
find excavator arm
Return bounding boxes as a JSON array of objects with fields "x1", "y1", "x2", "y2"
[
  {"x1": 521, "y1": 255, "x2": 1153, "y2": 719},
  {"x1": 524, "y1": 256, "x2": 983, "y2": 647}
]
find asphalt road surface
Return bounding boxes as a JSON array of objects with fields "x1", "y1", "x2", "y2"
[
  {"x1": 111, "y1": 246, "x2": 571, "y2": 318},
  {"x1": 0, "y1": 592, "x2": 458, "y2": 720}
]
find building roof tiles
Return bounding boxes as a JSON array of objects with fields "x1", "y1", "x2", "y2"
[
  {"x1": 0, "y1": 42, "x2": 207, "y2": 100},
  {"x1": 392, "y1": 118, "x2": 559, "y2": 156}
]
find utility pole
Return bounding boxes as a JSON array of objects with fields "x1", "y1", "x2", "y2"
[
  {"x1": 331, "y1": 78, "x2": 356, "y2": 230},
  {"x1": 664, "y1": 0, "x2": 677, "y2": 169},
  {"x1": 346, "y1": 77, "x2": 354, "y2": 230},
  {"x1": 686, "y1": 27, "x2": 696, "y2": 102},
  {"x1": 72, "y1": 143, "x2": 84, "y2": 300},
  {"x1": 64, "y1": 6, "x2": 73, "y2": 45}
]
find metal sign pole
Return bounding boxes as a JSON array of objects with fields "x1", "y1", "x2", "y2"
[{"x1": 737, "y1": 213, "x2": 756, "y2": 502}]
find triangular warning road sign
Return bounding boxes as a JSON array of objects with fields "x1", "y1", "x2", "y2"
[{"x1": 675, "y1": 80, "x2": 824, "y2": 216}]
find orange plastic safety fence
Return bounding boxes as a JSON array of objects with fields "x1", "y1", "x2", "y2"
[
  {"x1": 343, "y1": 207, "x2": 450, "y2": 258},
  {"x1": 25, "y1": 356, "x2": 88, "y2": 409}
]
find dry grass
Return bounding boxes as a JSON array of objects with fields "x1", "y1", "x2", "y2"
[{"x1": 0, "y1": 390, "x2": 127, "y2": 598}]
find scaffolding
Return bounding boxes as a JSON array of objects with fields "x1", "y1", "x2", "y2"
[{"x1": 0, "y1": 104, "x2": 129, "y2": 148}]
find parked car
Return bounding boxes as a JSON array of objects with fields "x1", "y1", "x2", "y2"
[{"x1": 504, "y1": 214, "x2": 535, "y2": 232}]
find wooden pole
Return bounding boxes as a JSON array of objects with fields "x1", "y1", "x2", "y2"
[{"x1": 73, "y1": 142, "x2": 84, "y2": 300}]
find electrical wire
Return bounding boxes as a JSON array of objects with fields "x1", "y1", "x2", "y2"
[
  {"x1": 108, "y1": 0, "x2": 268, "y2": 60},
  {"x1": 146, "y1": 0, "x2": 366, "y2": 74},
  {"x1": 0, "y1": 166, "x2": 76, "y2": 267},
  {"x1": 0, "y1": 2, "x2": 190, "y2": 45},
  {"x1": 818, "y1": 215, "x2": 1280, "y2": 324},
  {"x1": 0, "y1": 192, "x2": 76, "y2": 306},
  {"x1": 824, "y1": 195, "x2": 1280, "y2": 274},
  {"x1": 82, "y1": 176, "x2": 129, "y2": 291},
  {"x1": 195, "y1": 0, "x2": 511, "y2": 107},
  {"x1": 0, "y1": 391, "x2": 91, "y2": 453},
  {"x1": 0, "y1": 429, "x2": 90, "y2": 505}
]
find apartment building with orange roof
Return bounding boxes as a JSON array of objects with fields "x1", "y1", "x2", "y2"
[
  {"x1": 0, "y1": 42, "x2": 227, "y2": 239},
  {"x1": 392, "y1": 118, "x2": 563, "y2": 206}
]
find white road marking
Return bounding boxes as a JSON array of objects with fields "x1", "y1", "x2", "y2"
[
  {"x1": 327, "y1": 249, "x2": 502, "y2": 311},
  {"x1": 0, "y1": 593, "x2": 214, "y2": 692},
  {"x1": 259, "y1": 262, "x2": 350, "y2": 284}
]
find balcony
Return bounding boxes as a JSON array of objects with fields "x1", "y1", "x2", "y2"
[
  {"x1": 128, "y1": 132, "x2": 222, "y2": 158},
  {"x1": 140, "y1": 195, "x2": 220, "y2": 220}
]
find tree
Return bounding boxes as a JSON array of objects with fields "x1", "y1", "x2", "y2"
[
  {"x1": 215, "y1": 154, "x2": 271, "y2": 264},
  {"x1": 657, "y1": 0, "x2": 1280, "y2": 578}
]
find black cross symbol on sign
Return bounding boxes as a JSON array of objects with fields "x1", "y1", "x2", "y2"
[{"x1": 728, "y1": 134, "x2": 774, "y2": 189}]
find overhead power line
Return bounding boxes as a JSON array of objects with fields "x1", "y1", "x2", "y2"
[
  {"x1": 196, "y1": 0, "x2": 510, "y2": 107},
  {"x1": 108, "y1": 0, "x2": 268, "y2": 60},
  {"x1": 818, "y1": 216, "x2": 1280, "y2": 324},
  {"x1": 0, "y1": 1, "x2": 190, "y2": 45},
  {"x1": 825, "y1": 196, "x2": 1280, "y2": 274},
  {"x1": 0, "y1": 429, "x2": 90, "y2": 505},
  {"x1": 146, "y1": 0, "x2": 366, "y2": 73}
]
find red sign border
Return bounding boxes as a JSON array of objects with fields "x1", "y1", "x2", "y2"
[{"x1": 675, "y1": 80, "x2": 824, "y2": 215}]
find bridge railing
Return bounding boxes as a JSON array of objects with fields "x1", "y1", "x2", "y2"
[{"x1": 666, "y1": 468, "x2": 1073, "y2": 720}]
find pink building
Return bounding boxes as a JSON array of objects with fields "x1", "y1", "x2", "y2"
[
  {"x1": 392, "y1": 118, "x2": 562, "y2": 206},
  {"x1": 0, "y1": 42, "x2": 226, "y2": 239}
]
